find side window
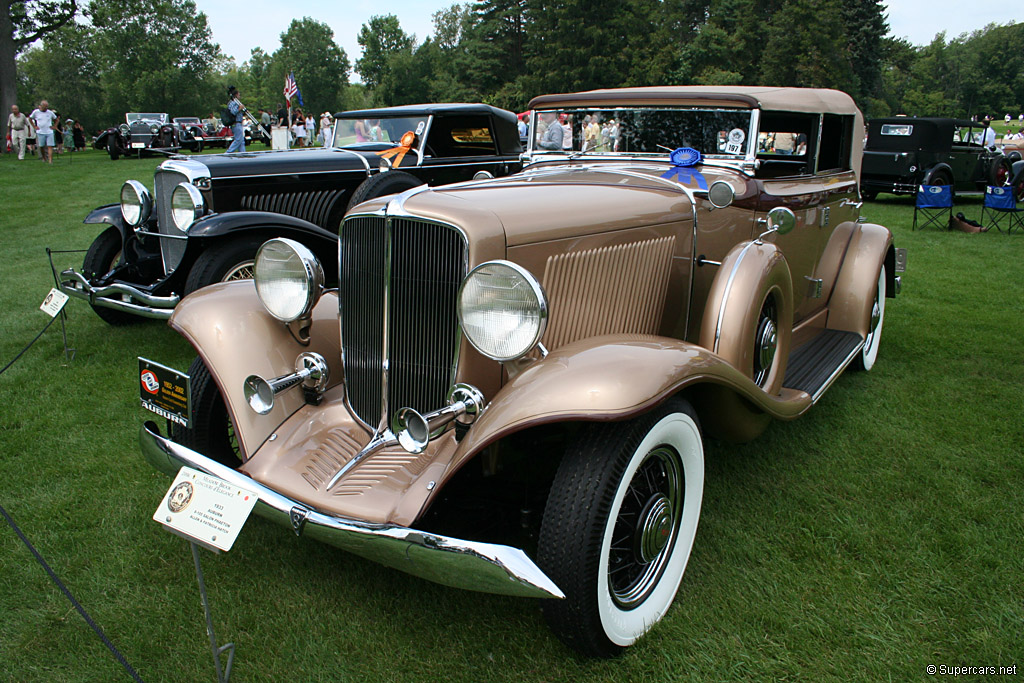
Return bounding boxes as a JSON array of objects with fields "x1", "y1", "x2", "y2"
[
  {"x1": 817, "y1": 114, "x2": 853, "y2": 173},
  {"x1": 755, "y1": 112, "x2": 818, "y2": 178},
  {"x1": 426, "y1": 115, "x2": 498, "y2": 158}
]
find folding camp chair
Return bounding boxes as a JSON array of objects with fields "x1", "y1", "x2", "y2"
[
  {"x1": 912, "y1": 184, "x2": 953, "y2": 231},
  {"x1": 981, "y1": 185, "x2": 1024, "y2": 234}
]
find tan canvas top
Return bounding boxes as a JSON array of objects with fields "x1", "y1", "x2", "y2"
[{"x1": 529, "y1": 86, "x2": 860, "y2": 115}]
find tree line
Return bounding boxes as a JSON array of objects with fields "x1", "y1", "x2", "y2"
[{"x1": 6, "y1": 0, "x2": 1023, "y2": 136}]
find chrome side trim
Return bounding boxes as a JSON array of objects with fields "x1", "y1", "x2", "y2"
[
  {"x1": 140, "y1": 422, "x2": 563, "y2": 599},
  {"x1": 335, "y1": 148, "x2": 372, "y2": 175},
  {"x1": 811, "y1": 338, "x2": 865, "y2": 403},
  {"x1": 59, "y1": 269, "x2": 178, "y2": 318}
]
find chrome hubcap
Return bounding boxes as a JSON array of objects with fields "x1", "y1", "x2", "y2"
[
  {"x1": 609, "y1": 446, "x2": 683, "y2": 609},
  {"x1": 753, "y1": 295, "x2": 778, "y2": 387}
]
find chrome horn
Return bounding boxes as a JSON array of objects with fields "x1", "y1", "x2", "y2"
[
  {"x1": 391, "y1": 384, "x2": 486, "y2": 454},
  {"x1": 243, "y1": 352, "x2": 329, "y2": 415}
]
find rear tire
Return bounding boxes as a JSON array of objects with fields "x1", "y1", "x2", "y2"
[
  {"x1": 170, "y1": 356, "x2": 242, "y2": 467},
  {"x1": 346, "y1": 171, "x2": 423, "y2": 211},
  {"x1": 183, "y1": 238, "x2": 262, "y2": 296},
  {"x1": 107, "y1": 138, "x2": 121, "y2": 160},
  {"x1": 82, "y1": 227, "x2": 138, "y2": 326},
  {"x1": 538, "y1": 399, "x2": 704, "y2": 657},
  {"x1": 989, "y1": 157, "x2": 1012, "y2": 187}
]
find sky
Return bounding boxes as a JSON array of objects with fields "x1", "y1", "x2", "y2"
[{"x1": 197, "y1": 1, "x2": 1017, "y2": 82}]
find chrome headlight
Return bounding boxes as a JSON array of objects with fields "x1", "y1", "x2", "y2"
[
  {"x1": 254, "y1": 238, "x2": 324, "y2": 322},
  {"x1": 170, "y1": 183, "x2": 204, "y2": 232},
  {"x1": 120, "y1": 180, "x2": 152, "y2": 227},
  {"x1": 458, "y1": 260, "x2": 548, "y2": 362},
  {"x1": 150, "y1": 124, "x2": 159, "y2": 135},
  {"x1": 119, "y1": 123, "x2": 130, "y2": 136}
]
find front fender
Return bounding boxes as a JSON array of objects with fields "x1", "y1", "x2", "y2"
[
  {"x1": 449, "y1": 335, "x2": 813, "y2": 471},
  {"x1": 186, "y1": 211, "x2": 340, "y2": 281},
  {"x1": 84, "y1": 204, "x2": 132, "y2": 242},
  {"x1": 169, "y1": 281, "x2": 342, "y2": 458},
  {"x1": 827, "y1": 222, "x2": 893, "y2": 337}
]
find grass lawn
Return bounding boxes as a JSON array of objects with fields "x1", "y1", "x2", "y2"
[{"x1": 0, "y1": 147, "x2": 1022, "y2": 682}]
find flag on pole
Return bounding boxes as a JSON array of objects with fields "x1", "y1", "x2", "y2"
[{"x1": 283, "y1": 72, "x2": 303, "y2": 107}]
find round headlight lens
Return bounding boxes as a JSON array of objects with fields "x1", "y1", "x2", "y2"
[
  {"x1": 254, "y1": 238, "x2": 324, "y2": 322},
  {"x1": 458, "y1": 261, "x2": 548, "y2": 362},
  {"x1": 150, "y1": 124, "x2": 159, "y2": 134},
  {"x1": 120, "y1": 180, "x2": 152, "y2": 227},
  {"x1": 170, "y1": 183, "x2": 204, "y2": 232},
  {"x1": 119, "y1": 123, "x2": 130, "y2": 136}
]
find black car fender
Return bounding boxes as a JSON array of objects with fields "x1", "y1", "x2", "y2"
[
  {"x1": 922, "y1": 162, "x2": 954, "y2": 185},
  {"x1": 93, "y1": 129, "x2": 114, "y2": 151},
  {"x1": 186, "y1": 211, "x2": 340, "y2": 281},
  {"x1": 84, "y1": 204, "x2": 129, "y2": 237}
]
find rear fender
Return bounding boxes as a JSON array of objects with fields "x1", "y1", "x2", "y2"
[
  {"x1": 923, "y1": 163, "x2": 953, "y2": 185},
  {"x1": 168, "y1": 281, "x2": 342, "y2": 458},
  {"x1": 447, "y1": 335, "x2": 813, "y2": 480},
  {"x1": 826, "y1": 222, "x2": 892, "y2": 336}
]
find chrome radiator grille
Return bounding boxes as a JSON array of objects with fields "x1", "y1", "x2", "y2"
[
  {"x1": 154, "y1": 169, "x2": 189, "y2": 275},
  {"x1": 340, "y1": 215, "x2": 467, "y2": 428}
]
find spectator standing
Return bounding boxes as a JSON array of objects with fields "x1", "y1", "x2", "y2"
[
  {"x1": 52, "y1": 110, "x2": 64, "y2": 154},
  {"x1": 29, "y1": 100, "x2": 58, "y2": 163},
  {"x1": 276, "y1": 103, "x2": 287, "y2": 128},
  {"x1": 977, "y1": 117, "x2": 996, "y2": 147},
  {"x1": 291, "y1": 111, "x2": 306, "y2": 148},
  {"x1": 72, "y1": 120, "x2": 86, "y2": 150},
  {"x1": 226, "y1": 85, "x2": 246, "y2": 153},
  {"x1": 537, "y1": 111, "x2": 563, "y2": 150},
  {"x1": 260, "y1": 108, "x2": 271, "y2": 129},
  {"x1": 517, "y1": 114, "x2": 528, "y2": 142},
  {"x1": 62, "y1": 118, "x2": 73, "y2": 152},
  {"x1": 305, "y1": 113, "x2": 316, "y2": 146},
  {"x1": 319, "y1": 112, "x2": 332, "y2": 146},
  {"x1": 7, "y1": 105, "x2": 30, "y2": 160}
]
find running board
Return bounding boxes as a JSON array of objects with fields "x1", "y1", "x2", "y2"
[{"x1": 782, "y1": 330, "x2": 864, "y2": 403}]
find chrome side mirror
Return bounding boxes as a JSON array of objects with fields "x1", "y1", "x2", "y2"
[{"x1": 766, "y1": 206, "x2": 797, "y2": 235}]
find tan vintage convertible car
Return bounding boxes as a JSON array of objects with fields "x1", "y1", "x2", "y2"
[{"x1": 139, "y1": 86, "x2": 904, "y2": 657}]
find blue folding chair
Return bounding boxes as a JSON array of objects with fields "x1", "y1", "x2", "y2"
[
  {"x1": 981, "y1": 185, "x2": 1024, "y2": 234},
  {"x1": 912, "y1": 184, "x2": 953, "y2": 231}
]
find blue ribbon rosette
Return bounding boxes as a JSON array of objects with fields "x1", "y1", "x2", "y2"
[{"x1": 661, "y1": 147, "x2": 707, "y2": 190}]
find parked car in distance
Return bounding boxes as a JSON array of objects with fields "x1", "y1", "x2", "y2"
[
  {"x1": 860, "y1": 117, "x2": 1021, "y2": 199},
  {"x1": 171, "y1": 117, "x2": 206, "y2": 154},
  {"x1": 57, "y1": 103, "x2": 523, "y2": 325},
  {"x1": 94, "y1": 113, "x2": 202, "y2": 160},
  {"x1": 138, "y1": 86, "x2": 904, "y2": 656}
]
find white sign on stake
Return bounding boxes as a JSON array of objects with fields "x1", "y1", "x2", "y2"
[
  {"x1": 40, "y1": 288, "x2": 69, "y2": 317},
  {"x1": 154, "y1": 467, "x2": 259, "y2": 553}
]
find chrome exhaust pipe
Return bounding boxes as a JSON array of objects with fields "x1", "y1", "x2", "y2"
[
  {"x1": 391, "y1": 384, "x2": 485, "y2": 454},
  {"x1": 243, "y1": 352, "x2": 329, "y2": 415}
]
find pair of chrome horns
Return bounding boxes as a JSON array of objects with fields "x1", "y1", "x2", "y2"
[
  {"x1": 391, "y1": 384, "x2": 486, "y2": 455},
  {"x1": 243, "y1": 352, "x2": 329, "y2": 415}
]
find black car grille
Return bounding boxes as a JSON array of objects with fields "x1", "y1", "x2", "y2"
[
  {"x1": 340, "y1": 215, "x2": 467, "y2": 428},
  {"x1": 154, "y1": 169, "x2": 189, "y2": 275}
]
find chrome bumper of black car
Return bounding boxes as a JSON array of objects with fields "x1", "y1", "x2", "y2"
[
  {"x1": 59, "y1": 268, "x2": 179, "y2": 319},
  {"x1": 139, "y1": 422, "x2": 565, "y2": 600}
]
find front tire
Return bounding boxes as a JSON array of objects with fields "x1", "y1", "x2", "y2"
[
  {"x1": 82, "y1": 227, "x2": 138, "y2": 326},
  {"x1": 852, "y1": 264, "x2": 886, "y2": 371},
  {"x1": 170, "y1": 356, "x2": 241, "y2": 467},
  {"x1": 107, "y1": 138, "x2": 121, "y2": 160},
  {"x1": 538, "y1": 399, "x2": 704, "y2": 657},
  {"x1": 183, "y1": 238, "x2": 262, "y2": 296},
  {"x1": 346, "y1": 171, "x2": 423, "y2": 211}
]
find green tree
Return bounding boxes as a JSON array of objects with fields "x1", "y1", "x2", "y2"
[
  {"x1": 273, "y1": 17, "x2": 350, "y2": 114},
  {"x1": 355, "y1": 14, "x2": 413, "y2": 91},
  {"x1": 841, "y1": 0, "x2": 888, "y2": 104},
  {"x1": 1, "y1": 0, "x2": 77, "y2": 123},
  {"x1": 759, "y1": 0, "x2": 855, "y2": 89},
  {"x1": 16, "y1": 21, "x2": 98, "y2": 129},
  {"x1": 89, "y1": 0, "x2": 223, "y2": 122}
]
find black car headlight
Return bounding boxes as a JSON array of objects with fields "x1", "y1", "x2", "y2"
[
  {"x1": 170, "y1": 183, "x2": 204, "y2": 232},
  {"x1": 119, "y1": 123, "x2": 130, "y2": 137},
  {"x1": 254, "y1": 238, "x2": 324, "y2": 322},
  {"x1": 458, "y1": 260, "x2": 548, "y2": 362},
  {"x1": 120, "y1": 180, "x2": 152, "y2": 227}
]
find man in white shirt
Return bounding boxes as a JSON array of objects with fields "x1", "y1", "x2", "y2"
[
  {"x1": 29, "y1": 100, "x2": 57, "y2": 163},
  {"x1": 976, "y1": 117, "x2": 996, "y2": 147},
  {"x1": 7, "y1": 105, "x2": 31, "y2": 160}
]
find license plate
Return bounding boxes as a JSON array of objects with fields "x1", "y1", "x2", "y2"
[
  {"x1": 138, "y1": 357, "x2": 191, "y2": 428},
  {"x1": 131, "y1": 142, "x2": 145, "y2": 149}
]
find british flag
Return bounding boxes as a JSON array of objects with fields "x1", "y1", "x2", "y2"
[{"x1": 283, "y1": 72, "x2": 303, "y2": 107}]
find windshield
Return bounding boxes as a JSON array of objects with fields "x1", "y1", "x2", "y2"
[
  {"x1": 530, "y1": 107, "x2": 753, "y2": 159},
  {"x1": 332, "y1": 116, "x2": 427, "y2": 148},
  {"x1": 126, "y1": 113, "x2": 167, "y2": 123}
]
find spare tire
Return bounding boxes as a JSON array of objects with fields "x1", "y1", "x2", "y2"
[{"x1": 346, "y1": 171, "x2": 423, "y2": 211}]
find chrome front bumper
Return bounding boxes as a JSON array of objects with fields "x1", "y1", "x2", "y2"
[
  {"x1": 140, "y1": 422, "x2": 564, "y2": 600},
  {"x1": 59, "y1": 269, "x2": 179, "y2": 320}
]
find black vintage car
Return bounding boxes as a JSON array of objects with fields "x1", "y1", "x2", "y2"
[
  {"x1": 860, "y1": 117, "x2": 1020, "y2": 199},
  {"x1": 94, "y1": 113, "x2": 203, "y2": 160},
  {"x1": 59, "y1": 103, "x2": 522, "y2": 324}
]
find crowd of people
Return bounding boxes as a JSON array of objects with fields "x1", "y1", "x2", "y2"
[{"x1": 6, "y1": 100, "x2": 87, "y2": 162}]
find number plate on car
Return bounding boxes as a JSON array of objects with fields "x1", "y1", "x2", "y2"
[
  {"x1": 138, "y1": 357, "x2": 191, "y2": 428},
  {"x1": 131, "y1": 142, "x2": 145, "y2": 149}
]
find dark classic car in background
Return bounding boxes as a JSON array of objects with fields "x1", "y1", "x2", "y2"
[
  {"x1": 58, "y1": 103, "x2": 522, "y2": 324},
  {"x1": 94, "y1": 113, "x2": 203, "y2": 160},
  {"x1": 138, "y1": 86, "x2": 904, "y2": 656},
  {"x1": 860, "y1": 116, "x2": 1022, "y2": 199}
]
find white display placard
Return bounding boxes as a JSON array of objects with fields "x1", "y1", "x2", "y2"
[
  {"x1": 154, "y1": 467, "x2": 259, "y2": 553},
  {"x1": 40, "y1": 288, "x2": 69, "y2": 317}
]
